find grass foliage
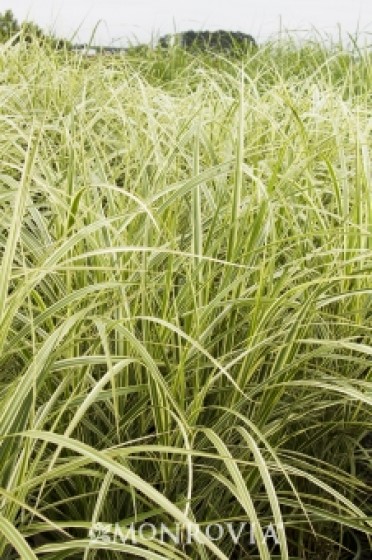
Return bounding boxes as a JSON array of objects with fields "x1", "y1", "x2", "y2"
[{"x1": 0, "y1": 35, "x2": 371, "y2": 559}]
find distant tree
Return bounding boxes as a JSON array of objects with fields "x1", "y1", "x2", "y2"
[
  {"x1": 0, "y1": 9, "x2": 20, "y2": 42},
  {"x1": 21, "y1": 21, "x2": 46, "y2": 44},
  {"x1": 159, "y1": 30, "x2": 257, "y2": 54},
  {"x1": 0, "y1": 9, "x2": 71, "y2": 49},
  {"x1": 20, "y1": 20, "x2": 71, "y2": 50}
]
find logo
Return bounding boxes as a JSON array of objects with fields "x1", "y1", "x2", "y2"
[{"x1": 88, "y1": 521, "x2": 281, "y2": 546}]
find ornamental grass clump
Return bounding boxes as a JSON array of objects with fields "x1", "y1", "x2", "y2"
[{"x1": 0, "y1": 33, "x2": 371, "y2": 559}]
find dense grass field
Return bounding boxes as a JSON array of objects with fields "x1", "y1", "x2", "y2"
[{"x1": 0, "y1": 35, "x2": 371, "y2": 559}]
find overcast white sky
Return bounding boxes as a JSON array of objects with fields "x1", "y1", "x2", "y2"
[{"x1": 3, "y1": 0, "x2": 372, "y2": 46}]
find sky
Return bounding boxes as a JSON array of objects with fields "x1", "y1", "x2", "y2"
[{"x1": 3, "y1": 0, "x2": 372, "y2": 46}]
